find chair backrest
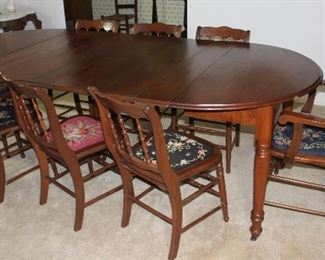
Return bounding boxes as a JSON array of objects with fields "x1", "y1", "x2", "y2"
[
  {"x1": 88, "y1": 87, "x2": 174, "y2": 185},
  {"x1": 75, "y1": 19, "x2": 119, "y2": 33},
  {"x1": 115, "y1": 0, "x2": 138, "y2": 22},
  {"x1": 132, "y1": 22, "x2": 182, "y2": 38},
  {"x1": 196, "y1": 26, "x2": 250, "y2": 42},
  {"x1": 3, "y1": 75, "x2": 76, "y2": 161}
]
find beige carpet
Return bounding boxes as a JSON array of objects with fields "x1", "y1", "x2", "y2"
[{"x1": 0, "y1": 99, "x2": 324, "y2": 260}]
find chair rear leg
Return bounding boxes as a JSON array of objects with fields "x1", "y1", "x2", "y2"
[
  {"x1": 1, "y1": 134, "x2": 10, "y2": 158},
  {"x1": 235, "y1": 123, "x2": 240, "y2": 147},
  {"x1": 73, "y1": 93, "x2": 83, "y2": 115},
  {"x1": 14, "y1": 130, "x2": 25, "y2": 158},
  {"x1": 121, "y1": 169, "x2": 135, "y2": 228},
  {"x1": 0, "y1": 156, "x2": 5, "y2": 202},
  {"x1": 216, "y1": 162, "x2": 229, "y2": 222},
  {"x1": 188, "y1": 117, "x2": 195, "y2": 136},
  {"x1": 170, "y1": 108, "x2": 178, "y2": 131},
  {"x1": 36, "y1": 149, "x2": 50, "y2": 205},
  {"x1": 269, "y1": 157, "x2": 285, "y2": 175},
  {"x1": 69, "y1": 163, "x2": 85, "y2": 231},
  {"x1": 225, "y1": 122, "x2": 232, "y2": 173}
]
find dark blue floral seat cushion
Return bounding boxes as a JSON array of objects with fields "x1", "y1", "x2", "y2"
[
  {"x1": 135, "y1": 131, "x2": 213, "y2": 171},
  {"x1": 0, "y1": 85, "x2": 9, "y2": 96},
  {"x1": 272, "y1": 123, "x2": 325, "y2": 156},
  {"x1": 0, "y1": 99, "x2": 17, "y2": 128}
]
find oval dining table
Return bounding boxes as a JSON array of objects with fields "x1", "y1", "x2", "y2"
[{"x1": 0, "y1": 29, "x2": 323, "y2": 240}]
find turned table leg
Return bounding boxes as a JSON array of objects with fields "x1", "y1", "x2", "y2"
[{"x1": 250, "y1": 106, "x2": 274, "y2": 240}]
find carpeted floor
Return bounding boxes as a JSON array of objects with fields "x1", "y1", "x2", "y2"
[{"x1": 0, "y1": 96, "x2": 324, "y2": 260}]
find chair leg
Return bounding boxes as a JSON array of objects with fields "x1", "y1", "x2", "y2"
[
  {"x1": 225, "y1": 123, "x2": 232, "y2": 173},
  {"x1": 235, "y1": 123, "x2": 240, "y2": 147},
  {"x1": 168, "y1": 189, "x2": 183, "y2": 260},
  {"x1": 188, "y1": 117, "x2": 195, "y2": 136},
  {"x1": 36, "y1": 149, "x2": 50, "y2": 205},
  {"x1": 0, "y1": 155, "x2": 5, "y2": 203},
  {"x1": 170, "y1": 108, "x2": 178, "y2": 131},
  {"x1": 269, "y1": 157, "x2": 285, "y2": 175},
  {"x1": 73, "y1": 93, "x2": 83, "y2": 115},
  {"x1": 68, "y1": 162, "x2": 85, "y2": 231},
  {"x1": 13, "y1": 130, "x2": 25, "y2": 158},
  {"x1": 125, "y1": 18, "x2": 130, "y2": 34},
  {"x1": 1, "y1": 134, "x2": 10, "y2": 158},
  {"x1": 121, "y1": 169, "x2": 135, "y2": 228},
  {"x1": 216, "y1": 162, "x2": 229, "y2": 222}
]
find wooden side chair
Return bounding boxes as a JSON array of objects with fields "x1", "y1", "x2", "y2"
[
  {"x1": 132, "y1": 22, "x2": 183, "y2": 38},
  {"x1": 49, "y1": 19, "x2": 120, "y2": 120},
  {"x1": 101, "y1": 0, "x2": 138, "y2": 34},
  {"x1": 178, "y1": 26, "x2": 250, "y2": 173},
  {"x1": 0, "y1": 81, "x2": 38, "y2": 202},
  {"x1": 88, "y1": 86, "x2": 228, "y2": 260},
  {"x1": 5, "y1": 76, "x2": 122, "y2": 231},
  {"x1": 267, "y1": 110, "x2": 325, "y2": 216}
]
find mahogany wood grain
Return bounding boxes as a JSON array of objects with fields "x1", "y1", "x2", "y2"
[{"x1": 0, "y1": 30, "x2": 323, "y2": 239}]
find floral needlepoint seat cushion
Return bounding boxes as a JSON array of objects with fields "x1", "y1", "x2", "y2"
[
  {"x1": 0, "y1": 99, "x2": 17, "y2": 128},
  {"x1": 135, "y1": 131, "x2": 213, "y2": 171},
  {"x1": 60, "y1": 116, "x2": 104, "y2": 152},
  {"x1": 272, "y1": 123, "x2": 325, "y2": 156}
]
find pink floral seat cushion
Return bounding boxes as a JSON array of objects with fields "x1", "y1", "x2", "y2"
[{"x1": 59, "y1": 116, "x2": 104, "y2": 152}]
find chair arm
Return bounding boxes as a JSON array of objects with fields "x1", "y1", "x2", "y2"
[{"x1": 278, "y1": 111, "x2": 325, "y2": 129}]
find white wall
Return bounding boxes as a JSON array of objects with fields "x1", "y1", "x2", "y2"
[
  {"x1": 188, "y1": 0, "x2": 325, "y2": 105},
  {"x1": 15, "y1": 0, "x2": 66, "y2": 29}
]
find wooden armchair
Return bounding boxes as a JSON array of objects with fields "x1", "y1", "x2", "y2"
[
  {"x1": 267, "y1": 111, "x2": 325, "y2": 216},
  {"x1": 88, "y1": 87, "x2": 228, "y2": 260},
  {"x1": 5, "y1": 76, "x2": 122, "y2": 231},
  {"x1": 177, "y1": 26, "x2": 250, "y2": 173},
  {"x1": 101, "y1": 0, "x2": 138, "y2": 34},
  {"x1": 132, "y1": 22, "x2": 183, "y2": 38}
]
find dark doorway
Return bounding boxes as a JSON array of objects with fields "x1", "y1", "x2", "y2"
[{"x1": 63, "y1": 0, "x2": 93, "y2": 30}]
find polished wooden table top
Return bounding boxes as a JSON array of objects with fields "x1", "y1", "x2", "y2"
[{"x1": 0, "y1": 29, "x2": 322, "y2": 110}]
